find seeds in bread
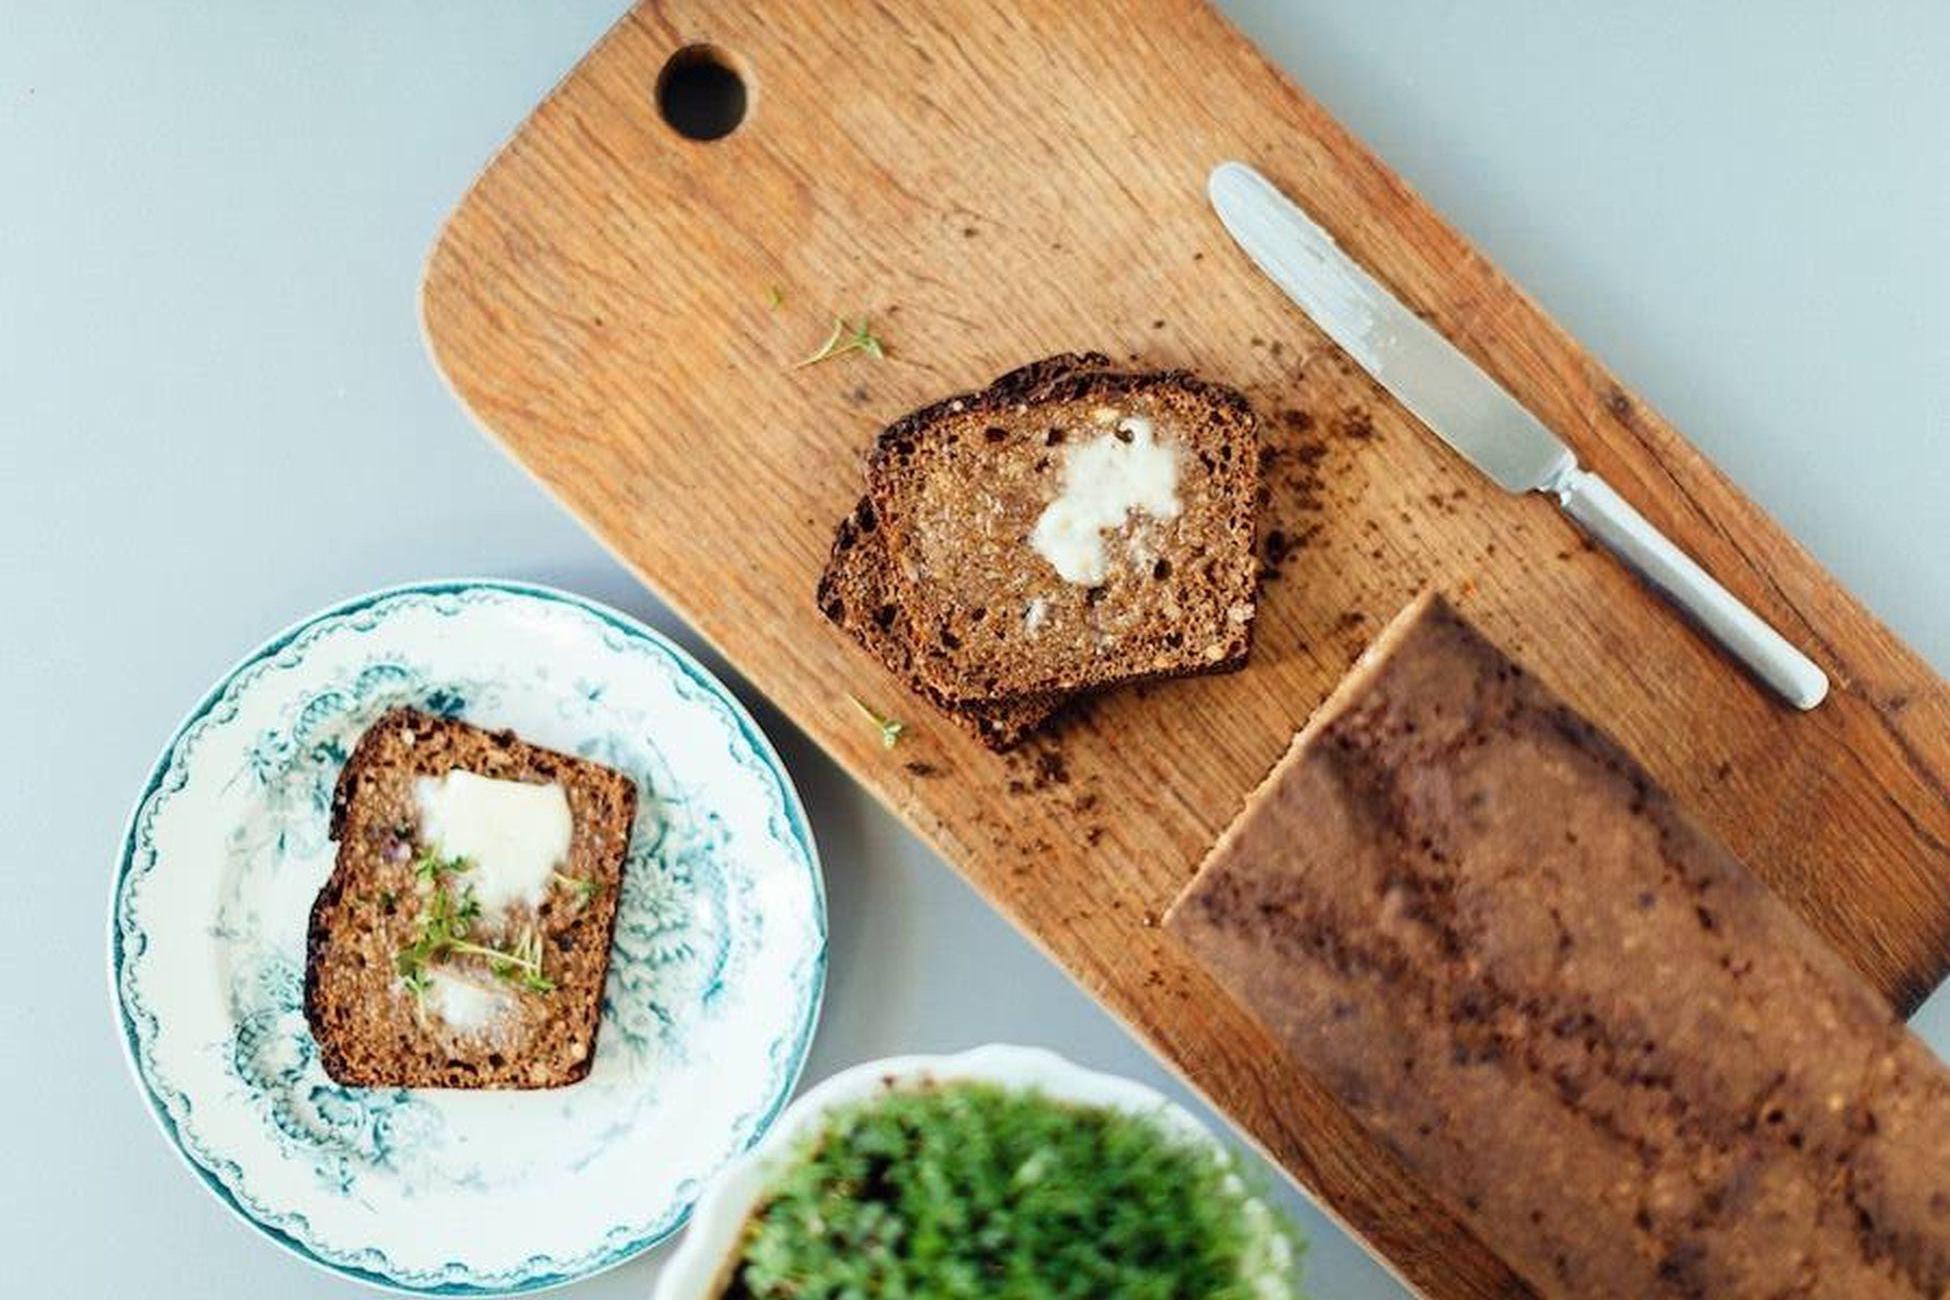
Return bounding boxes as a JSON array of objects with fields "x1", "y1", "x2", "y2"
[
  {"x1": 304, "y1": 707, "x2": 636, "y2": 1089},
  {"x1": 867, "y1": 368, "x2": 1261, "y2": 705}
]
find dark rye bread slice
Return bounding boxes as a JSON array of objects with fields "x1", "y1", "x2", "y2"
[
  {"x1": 1169, "y1": 593, "x2": 1950, "y2": 1298},
  {"x1": 305, "y1": 707, "x2": 636, "y2": 1089},
  {"x1": 816, "y1": 353, "x2": 1116, "y2": 749},
  {"x1": 867, "y1": 366, "x2": 1261, "y2": 705},
  {"x1": 818, "y1": 495, "x2": 1063, "y2": 750}
]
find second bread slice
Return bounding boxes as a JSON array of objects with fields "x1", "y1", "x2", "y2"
[{"x1": 818, "y1": 494, "x2": 1063, "y2": 750}]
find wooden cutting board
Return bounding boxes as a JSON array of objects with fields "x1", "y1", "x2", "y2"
[{"x1": 422, "y1": 3, "x2": 1950, "y2": 1295}]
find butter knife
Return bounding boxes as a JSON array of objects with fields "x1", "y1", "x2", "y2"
[{"x1": 1209, "y1": 161, "x2": 1828, "y2": 710}]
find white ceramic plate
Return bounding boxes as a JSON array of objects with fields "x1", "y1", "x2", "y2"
[
  {"x1": 656, "y1": 1044, "x2": 1299, "y2": 1299},
  {"x1": 109, "y1": 580, "x2": 827, "y2": 1294}
]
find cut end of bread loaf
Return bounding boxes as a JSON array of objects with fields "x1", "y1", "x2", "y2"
[
  {"x1": 868, "y1": 367, "x2": 1261, "y2": 704},
  {"x1": 304, "y1": 707, "x2": 636, "y2": 1089}
]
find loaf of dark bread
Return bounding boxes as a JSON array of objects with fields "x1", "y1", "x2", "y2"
[
  {"x1": 305, "y1": 707, "x2": 636, "y2": 1089},
  {"x1": 1168, "y1": 593, "x2": 1950, "y2": 1298},
  {"x1": 866, "y1": 366, "x2": 1261, "y2": 705}
]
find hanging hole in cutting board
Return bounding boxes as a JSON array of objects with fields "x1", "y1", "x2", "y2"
[{"x1": 656, "y1": 45, "x2": 748, "y2": 141}]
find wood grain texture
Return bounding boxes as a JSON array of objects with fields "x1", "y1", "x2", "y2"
[{"x1": 421, "y1": 3, "x2": 1950, "y2": 1295}]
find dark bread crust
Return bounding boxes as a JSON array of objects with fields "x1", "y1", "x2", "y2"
[
  {"x1": 866, "y1": 366, "x2": 1261, "y2": 705},
  {"x1": 866, "y1": 359, "x2": 1240, "y2": 475},
  {"x1": 305, "y1": 707, "x2": 636, "y2": 1089},
  {"x1": 1169, "y1": 594, "x2": 1950, "y2": 1298}
]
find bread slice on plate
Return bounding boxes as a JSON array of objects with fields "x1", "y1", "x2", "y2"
[
  {"x1": 304, "y1": 706, "x2": 637, "y2": 1089},
  {"x1": 866, "y1": 365, "x2": 1261, "y2": 705}
]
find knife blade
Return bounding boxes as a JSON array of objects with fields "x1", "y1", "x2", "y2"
[{"x1": 1209, "y1": 160, "x2": 1828, "y2": 709}]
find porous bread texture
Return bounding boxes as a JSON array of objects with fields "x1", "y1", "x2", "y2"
[
  {"x1": 818, "y1": 494, "x2": 1064, "y2": 750},
  {"x1": 864, "y1": 365, "x2": 1261, "y2": 706},
  {"x1": 304, "y1": 707, "x2": 635, "y2": 1089}
]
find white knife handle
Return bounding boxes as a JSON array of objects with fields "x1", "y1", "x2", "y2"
[{"x1": 1551, "y1": 467, "x2": 1829, "y2": 709}]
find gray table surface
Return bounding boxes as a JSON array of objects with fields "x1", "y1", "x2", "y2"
[{"x1": 3, "y1": 3, "x2": 1944, "y2": 1296}]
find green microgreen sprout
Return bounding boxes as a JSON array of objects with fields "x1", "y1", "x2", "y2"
[
  {"x1": 845, "y1": 693, "x2": 905, "y2": 749},
  {"x1": 726, "y1": 1082, "x2": 1307, "y2": 1298},
  {"x1": 488, "y1": 927, "x2": 555, "y2": 994},
  {"x1": 396, "y1": 850, "x2": 553, "y2": 995},
  {"x1": 413, "y1": 848, "x2": 471, "y2": 887},
  {"x1": 552, "y1": 870, "x2": 603, "y2": 906},
  {"x1": 795, "y1": 315, "x2": 886, "y2": 368}
]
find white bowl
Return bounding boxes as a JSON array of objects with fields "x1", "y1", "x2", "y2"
[{"x1": 653, "y1": 1043, "x2": 1297, "y2": 1299}]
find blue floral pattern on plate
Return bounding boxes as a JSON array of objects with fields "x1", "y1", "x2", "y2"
[{"x1": 111, "y1": 581, "x2": 826, "y2": 1294}]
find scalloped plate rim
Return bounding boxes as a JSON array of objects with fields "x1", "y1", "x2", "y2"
[{"x1": 105, "y1": 577, "x2": 828, "y2": 1296}]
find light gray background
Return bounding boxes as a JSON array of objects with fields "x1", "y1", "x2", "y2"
[{"x1": 3, "y1": 3, "x2": 1945, "y2": 1296}]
